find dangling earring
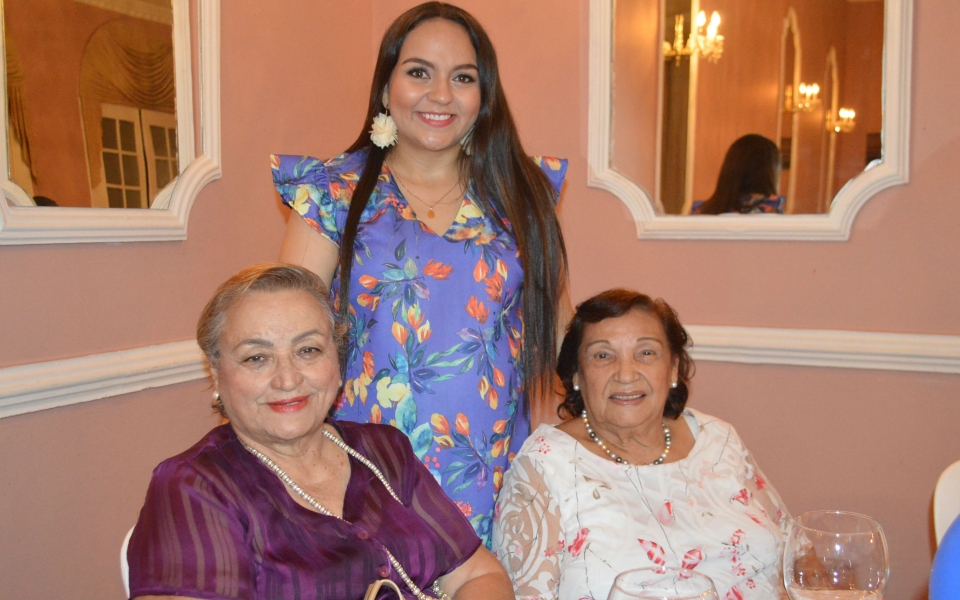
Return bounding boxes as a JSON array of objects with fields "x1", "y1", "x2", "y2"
[
  {"x1": 370, "y1": 109, "x2": 398, "y2": 148},
  {"x1": 460, "y1": 126, "x2": 474, "y2": 156}
]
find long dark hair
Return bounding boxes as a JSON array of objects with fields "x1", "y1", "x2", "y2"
[
  {"x1": 697, "y1": 134, "x2": 780, "y2": 214},
  {"x1": 556, "y1": 289, "x2": 694, "y2": 420},
  {"x1": 337, "y1": 2, "x2": 568, "y2": 414}
]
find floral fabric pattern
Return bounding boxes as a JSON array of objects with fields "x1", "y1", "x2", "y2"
[
  {"x1": 272, "y1": 150, "x2": 567, "y2": 545},
  {"x1": 493, "y1": 409, "x2": 791, "y2": 600}
]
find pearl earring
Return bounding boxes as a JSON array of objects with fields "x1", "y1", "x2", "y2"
[
  {"x1": 573, "y1": 384, "x2": 580, "y2": 391},
  {"x1": 670, "y1": 381, "x2": 678, "y2": 389},
  {"x1": 370, "y1": 110, "x2": 398, "y2": 148}
]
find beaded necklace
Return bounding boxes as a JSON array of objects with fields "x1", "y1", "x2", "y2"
[
  {"x1": 581, "y1": 410, "x2": 671, "y2": 466},
  {"x1": 242, "y1": 428, "x2": 449, "y2": 600}
]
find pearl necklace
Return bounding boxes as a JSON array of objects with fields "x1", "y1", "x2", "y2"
[
  {"x1": 242, "y1": 428, "x2": 449, "y2": 600},
  {"x1": 581, "y1": 410, "x2": 671, "y2": 466}
]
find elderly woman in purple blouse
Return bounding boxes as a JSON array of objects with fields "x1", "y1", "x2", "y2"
[{"x1": 127, "y1": 263, "x2": 512, "y2": 600}]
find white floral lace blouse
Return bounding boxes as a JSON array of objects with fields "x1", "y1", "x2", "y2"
[{"x1": 493, "y1": 409, "x2": 790, "y2": 600}]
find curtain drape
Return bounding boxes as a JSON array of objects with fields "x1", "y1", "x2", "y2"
[
  {"x1": 79, "y1": 19, "x2": 174, "y2": 189},
  {"x1": 5, "y1": 36, "x2": 34, "y2": 180}
]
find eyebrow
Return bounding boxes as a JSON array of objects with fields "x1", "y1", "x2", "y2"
[
  {"x1": 584, "y1": 337, "x2": 664, "y2": 349},
  {"x1": 231, "y1": 329, "x2": 325, "y2": 351},
  {"x1": 400, "y1": 57, "x2": 479, "y2": 71}
]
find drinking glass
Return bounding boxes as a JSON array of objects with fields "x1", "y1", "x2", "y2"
[
  {"x1": 607, "y1": 567, "x2": 719, "y2": 600},
  {"x1": 783, "y1": 510, "x2": 889, "y2": 600}
]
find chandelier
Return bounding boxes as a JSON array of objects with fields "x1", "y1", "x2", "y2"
[
  {"x1": 785, "y1": 83, "x2": 822, "y2": 113},
  {"x1": 827, "y1": 108, "x2": 857, "y2": 133},
  {"x1": 663, "y1": 10, "x2": 724, "y2": 66}
]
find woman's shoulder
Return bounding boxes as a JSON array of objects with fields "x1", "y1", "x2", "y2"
[
  {"x1": 683, "y1": 408, "x2": 750, "y2": 455},
  {"x1": 272, "y1": 149, "x2": 369, "y2": 187},
  {"x1": 513, "y1": 423, "x2": 577, "y2": 463},
  {"x1": 337, "y1": 419, "x2": 411, "y2": 445},
  {"x1": 530, "y1": 156, "x2": 568, "y2": 196},
  {"x1": 148, "y1": 425, "x2": 249, "y2": 490},
  {"x1": 684, "y1": 407, "x2": 737, "y2": 435},
  {"x1": 334, "y1": 420, "x2": 418, "y2": 466}
]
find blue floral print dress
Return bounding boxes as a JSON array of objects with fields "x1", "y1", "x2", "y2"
[{"x1": 272, "y1": 150, "x2": 567, "y2": 544}]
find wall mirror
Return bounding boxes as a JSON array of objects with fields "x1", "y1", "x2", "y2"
[
  {"x1": 588, "y1": 0, "x2": 912, "y2": 240},
  {"x1": 0, "y1": 0, "x2": 220, "y2": 244}
]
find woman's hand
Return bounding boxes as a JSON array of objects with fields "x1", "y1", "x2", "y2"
[{"x1": 438, "y1": 546, "x2": 514, "y2": 600}]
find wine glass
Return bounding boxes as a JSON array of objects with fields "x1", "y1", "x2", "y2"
[
  {"x1": 783, "y1": 510, "x2": 889, "y2": 599},
  {"x1": 607, "y1": 567, "x2": 719, "y2": 600}
]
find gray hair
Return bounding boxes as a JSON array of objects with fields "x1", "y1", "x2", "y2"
[{"x1": 197, "y1": 263, "x2": 343, "y2": 369}]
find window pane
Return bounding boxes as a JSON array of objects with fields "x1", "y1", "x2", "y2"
[
  {"x1": 122, "y1": 154, "x2": 140, "y2": 186},
  {"x1": 103, "y1": 152, "x2": 122, "y2": 184},
  {"x1": 171, "y1": 158, "x2": 178, "y2": 175},
  {"x1": 151, "y1": 125, "x2": 168, "y2": 157},
  {"x1": 107, "y1": 187, "x2": 124, "y2": 208},
  {"x1": 155, "y1": 159, "x2": 171, "y2": 188},
  {"x1": 125, "y1": 189, "x2": 142, "y2": 208},
  {"x1": 119, "y1": 119, "x2": 137, "y2": 152},
  {"x1": 101, "y1": 118, "x2": 118, "y2": 150},
  {"x1": 168, "y1": 128, "x2": 177, "y2": 155}
]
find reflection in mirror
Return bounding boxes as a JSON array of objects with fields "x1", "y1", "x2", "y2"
[
  {"x1": 3, "y1": 0, "x2": 175, "y2": 208},
  {"x1": 611, "y1": 0, "x2": 884, "y2": 216}
]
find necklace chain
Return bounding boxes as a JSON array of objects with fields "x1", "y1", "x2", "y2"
[
  {"x1": 391, "y1": 169, "x2": 463, "y2": 219},
  {"x1": 242, "y1": 428, "x2": 448, "y2": 600},
  {"x1": 581, "y1": 410, "x2": 671, "y2": 466}
]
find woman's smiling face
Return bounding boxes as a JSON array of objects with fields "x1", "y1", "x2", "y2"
[
  {"x1": 386, "y1": 18, "x2": 481, "y2": 156},
  {"x1": 573, "y1": 308, "x2": 680, "y2": 433},
  {"x1": 211, "y1": 289, "x2": 341, "y2": 448}
]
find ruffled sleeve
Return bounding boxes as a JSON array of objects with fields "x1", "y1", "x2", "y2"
[
  {"x1": 271, "y1": 153, "x2": 342, "y2": 247},
  {"x1": 532, "y1": 156, "x2": 568, "y2": 203}
]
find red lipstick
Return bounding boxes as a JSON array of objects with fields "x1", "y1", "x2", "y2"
[{"x1": 267, "y1": 396, "x2": 308, "y2": 413}]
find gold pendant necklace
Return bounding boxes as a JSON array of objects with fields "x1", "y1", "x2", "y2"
[{"x1": 392, "y1": 170, "x2": 462, "y2": 219}]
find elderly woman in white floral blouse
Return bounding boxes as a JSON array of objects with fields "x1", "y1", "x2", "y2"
[{"x1": 493, "y1": 289, "x2": 790, "y2": 600}]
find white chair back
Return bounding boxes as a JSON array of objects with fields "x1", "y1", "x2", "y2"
[
  {"x1": 121, "y1": 525, "x2": 135, "y2": 598},
  {"x1": 935, "y1": 460, "x2": 960, "y2": 544}
]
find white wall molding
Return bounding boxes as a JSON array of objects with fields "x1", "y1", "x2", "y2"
[
  {"x1": 1, "y1": 325, "x2": 958, "y2": 420},
  {"x1": 687, "y1": 326, "x2": 960, "y2": 373},
  {"x1": 587, "y1": 0, "x2": 912, "y2": 240},
  {"x1": 0, "y1": 341, "x2": 207, "y2": 419}
]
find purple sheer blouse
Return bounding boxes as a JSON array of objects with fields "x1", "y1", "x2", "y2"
[{"x1": 128, "y1": 421, "x2": 482, "y2": 599}]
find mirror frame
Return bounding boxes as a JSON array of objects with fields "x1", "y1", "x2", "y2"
[
  {"x1": 0, "y1": 0, "x2": 220, "y2": 245},
  {"x1": 588, "y1": 0, "x2": 912, "y2": 241}
]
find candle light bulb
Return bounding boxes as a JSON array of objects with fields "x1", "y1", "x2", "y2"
[{"x1": 696, "y1": 10, "x2": 707, "y2": 28}]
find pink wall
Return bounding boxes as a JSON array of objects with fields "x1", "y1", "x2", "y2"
[{"x1": 0, "y1": 1, "x2": 956, "y2": 598}]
